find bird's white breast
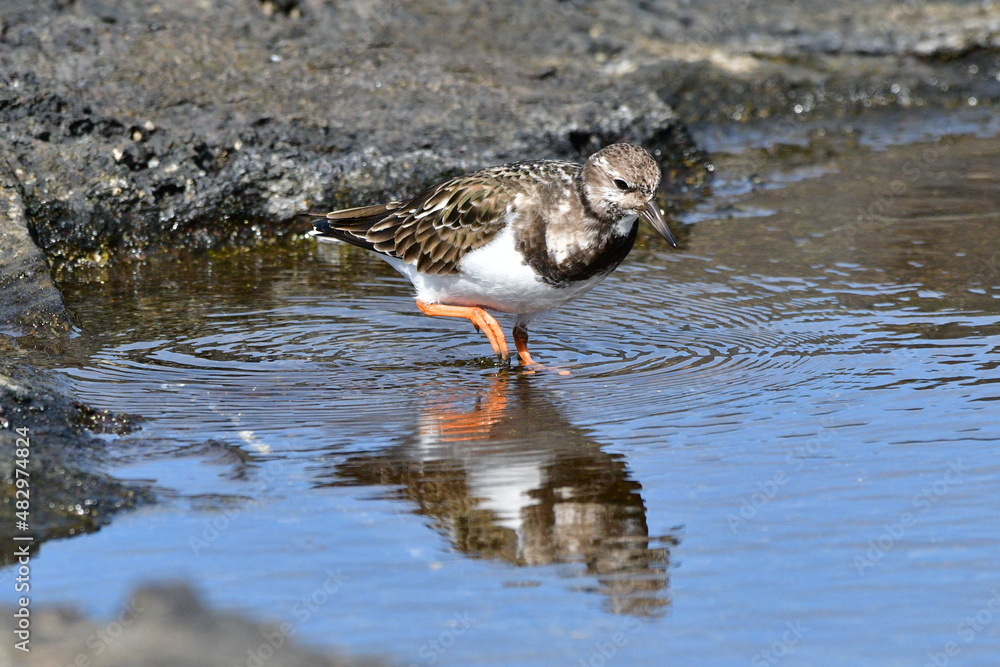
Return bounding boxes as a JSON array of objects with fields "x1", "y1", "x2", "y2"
[{"x1": 382, "y1": 220, "x2": 610, "y2": 316}]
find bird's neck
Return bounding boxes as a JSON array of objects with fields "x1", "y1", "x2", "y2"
[
  {"x1": 575, "y1": 170, "x2": 626, "y2": 230},
  {"x1": 575, "y1": 171, "x2": 608, "y2": 225}
]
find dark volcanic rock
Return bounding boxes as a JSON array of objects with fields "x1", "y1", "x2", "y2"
[
  {"x1": 0, "y1": 349, "x2": 148, "y2": 563},
  {"x1": 633, "y1": 0, "x2": 1000, "y2": 123},
  {"x1": 0, "y1": 160, "x2": 72, "y2": 337},
  {"x1": 3, "y1": 1, "x2": 997, "y2": 269}
]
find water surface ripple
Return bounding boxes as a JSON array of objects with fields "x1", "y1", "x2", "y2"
[{"x1": 21, "y1": 131, "x2": 1000, "y2": 664}]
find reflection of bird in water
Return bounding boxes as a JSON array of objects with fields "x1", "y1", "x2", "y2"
[{"x1": 321, "y1": 374, "x2": 678, "y2": 617}]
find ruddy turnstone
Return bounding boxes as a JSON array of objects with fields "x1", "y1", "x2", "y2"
[{"x1": 309, "y1": 143, "x2": 677, "y2": 366}]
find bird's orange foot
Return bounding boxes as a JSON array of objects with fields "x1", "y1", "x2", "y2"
[
  {"x1": 514, "y1": 324, "x2": 571, "y2": 375},
  {"x1": 416, "y1": 300, "x2": 510, "y2": 362}
]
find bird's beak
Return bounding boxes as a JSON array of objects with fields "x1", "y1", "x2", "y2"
[{"x1": 640, "y1": 200, "x2": 677, "y2": 248}]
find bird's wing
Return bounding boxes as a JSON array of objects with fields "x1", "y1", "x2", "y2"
[{"x1": 314, "y1": 171, "x2": 518, "y2": 275}]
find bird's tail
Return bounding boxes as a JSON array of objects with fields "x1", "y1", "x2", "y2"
[{"x1": 305, "y1": 202, "x2": 402, "y2": 251}]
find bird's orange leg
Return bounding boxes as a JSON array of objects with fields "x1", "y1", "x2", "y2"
[
  {"x1": 415, "y1": 300, "x2": 510, "y2": 361},
  {"x1": 514, "y1": 323, "x2": 571, "y2": 375},
  {"x1": 513, "y1": 324, "x2": 537, "y2": 367}
]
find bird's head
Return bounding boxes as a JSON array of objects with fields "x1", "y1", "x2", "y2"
[{"x1": 579, "y1": 143, "x2": 677, "y2": 247}]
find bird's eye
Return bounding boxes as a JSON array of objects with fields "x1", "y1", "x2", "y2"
[{"x1": 613, "y1": 178, "x2": 629, "y2": 191}]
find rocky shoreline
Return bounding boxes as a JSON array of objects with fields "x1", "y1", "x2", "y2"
[{"x1": 1, "y1": 0, "x2": 998, "y2": 606}]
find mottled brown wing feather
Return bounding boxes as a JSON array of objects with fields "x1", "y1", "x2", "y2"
[
  {"x1": 312, "y1": 160, "x2": 583, "y2": 273},
  {"x1": 362, "y1": 173, "x2": 516, "y2": 274}
]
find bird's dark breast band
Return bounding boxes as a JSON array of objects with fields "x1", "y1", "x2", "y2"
[{"x1": 514, "y1": 214, "x2": 639, "y2": 287}]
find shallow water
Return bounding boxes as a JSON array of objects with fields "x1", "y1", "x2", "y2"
[{"x1": 10, "y1": 129, "x2": 1000, "y2": 664}]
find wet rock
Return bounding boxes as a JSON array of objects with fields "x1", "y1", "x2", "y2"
[
  {"x1": 0, "y1": 160, "x2": 72, "y2": 337},
  {"x1": 3, "y1": 2, "x2": 996, "y2": 270},
  {"x1": 0, "y1": 350, "x2": 149, "y2": 562},
  {"x1": 1, "y1": 2, "x2": 995, "y2": 272},
  {"x1": 0, "y1": 582, "x2": 387, "y2": 666},
  {"x1": 638, "y1": 1, "x2": 1000, "y2": 123}
]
